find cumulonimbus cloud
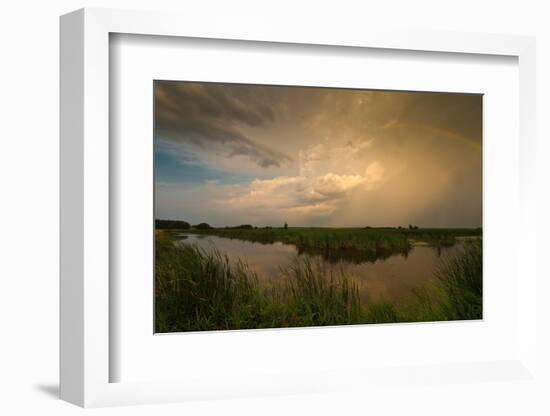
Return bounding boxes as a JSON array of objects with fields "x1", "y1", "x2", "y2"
[
  {"x1": 223, "y1": 142, "x2": 385, "y2": 218},
  {"x1": 154, "y1": 83, "x2": 482, "y2": 227}
]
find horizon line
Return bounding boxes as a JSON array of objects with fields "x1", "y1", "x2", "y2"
[{"x1": 154, "y1": 219, "x2": 482, "y2": 229}]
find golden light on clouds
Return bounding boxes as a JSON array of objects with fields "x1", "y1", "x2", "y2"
[{"x1": 155, "y1": 81, "x2": 482, "y2": 227}]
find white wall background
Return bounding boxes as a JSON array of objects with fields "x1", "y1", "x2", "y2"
[{"x1": 1, "y1": 1, "x2": 548, "y2": 415}]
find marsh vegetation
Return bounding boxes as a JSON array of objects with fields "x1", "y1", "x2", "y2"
[{"x1": 155, "y1": 226, "x2": 482, "y2": 332}]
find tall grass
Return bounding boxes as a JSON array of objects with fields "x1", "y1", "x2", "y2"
[
  {"x1": 155, "y1": 232, "x2": 364, "y2": 332},
  {"x1": 155, "y1": 231, "x2": 483, "y2": 332},
  {"x1": 282, "y1": 258, "x2": 363, "y2": 326},
  {"x1": 399, "y1": 239, "x2": 483, "y2": 322},
  {"x1": 435, "y1": 239, "x2": 482, "y2": 320},
  {"x1": 156, "y1": 234, "x2": 265, "y2": 332}
]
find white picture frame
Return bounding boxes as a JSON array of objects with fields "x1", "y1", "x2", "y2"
[{"x1": 60, "y1": 7, "x2": 538, "y2": 408}]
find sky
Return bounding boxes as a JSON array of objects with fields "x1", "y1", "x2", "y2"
[{"x1": 154, "y1": 81, "x2": 482, "y2": 228}]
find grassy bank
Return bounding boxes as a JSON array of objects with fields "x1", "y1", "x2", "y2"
[
  {"x1": 155, "y1": 231, "x2": 482, "y2": 332},
  {"x1": 178, "y1": 227, "x2": 480, "y2": 263}
]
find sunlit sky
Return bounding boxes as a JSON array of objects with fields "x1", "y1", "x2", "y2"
[{"x1": 154, "y1": 81, "x2": 482, "y2": 228}]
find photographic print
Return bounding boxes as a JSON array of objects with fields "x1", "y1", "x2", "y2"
[{"x1": 154, "y1": 81, "x2": 482, "y2": 333}]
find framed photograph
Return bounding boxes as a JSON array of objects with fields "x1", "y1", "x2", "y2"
[
  {"x1": 60, "y1": 8, "x2": 538, "y2": 408},
  {"x1": 153, "y1": 80, "x2": 483, "y2": 334}
]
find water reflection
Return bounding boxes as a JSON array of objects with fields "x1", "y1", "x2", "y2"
[
  {"x1": 176, "y1": 234, "x2": 461, "y2": 305},
  {"x1": 295, "y1": 245, "x2": 409, "y2": 264}
]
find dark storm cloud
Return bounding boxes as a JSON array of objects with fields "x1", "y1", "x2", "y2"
[{"x1": 154, "y1": 81, "x2": 291, "y2": 168}]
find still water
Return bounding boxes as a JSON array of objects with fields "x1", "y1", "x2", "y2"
[{"x1": 176, "y1": 234, "x2": 462, "y2": 305}]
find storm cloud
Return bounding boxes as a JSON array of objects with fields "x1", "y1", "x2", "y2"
[
  {"x1": 155, "y1": 81, "x2": 482, "y2": 228},
  {"x1": 155, "y1": 81, "x2": 292, "y2": 168}
]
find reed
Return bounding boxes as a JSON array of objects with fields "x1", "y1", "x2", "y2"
[
  {"x1": 155, "y1": 231, "x2": 483, "y2": 332},
  {"x1": 435, "y1": 239, "x2": 483, "y2": 320},
  {"x1": 155, "y1": 232, "x2": 364, "y2": 332}
]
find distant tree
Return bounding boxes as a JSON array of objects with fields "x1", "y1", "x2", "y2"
[
  {"x1": 194, "y1": 222, "x2": 212, "y2": 230},
  {"x1": 364, "y1": 226, "x2": 372, "y2": 229},
  {"x1": 235, "y1": 224, "x2": 253, "y2": 229},
  {"x1": 284, "y1": 222, "x2": 288, "y2": 229},
  {"x1": 155, "y1": 219, "x2": 190, "y2": 230}
]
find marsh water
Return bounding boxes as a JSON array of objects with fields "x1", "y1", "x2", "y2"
[{"x1": 176, "y1": 233, "x2": 463, "y2": 305}]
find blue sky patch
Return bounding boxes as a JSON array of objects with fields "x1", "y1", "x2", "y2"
[{"x1": 155, "y1": 147, "x2": 259, "y2": 186}]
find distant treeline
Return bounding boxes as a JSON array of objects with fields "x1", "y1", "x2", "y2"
[
  {"x1": 156, "y1": 219, "x2": 482, "y2": 234},
  {"x1": 155, "y1": 219, "x2": 190, "y2": 229},
  {"x1": 155, "y1": 220, "x2": 267, "y2": 230},
  {"x1": 155, "y1": 219, "x2": 213, "y2": 230}
]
